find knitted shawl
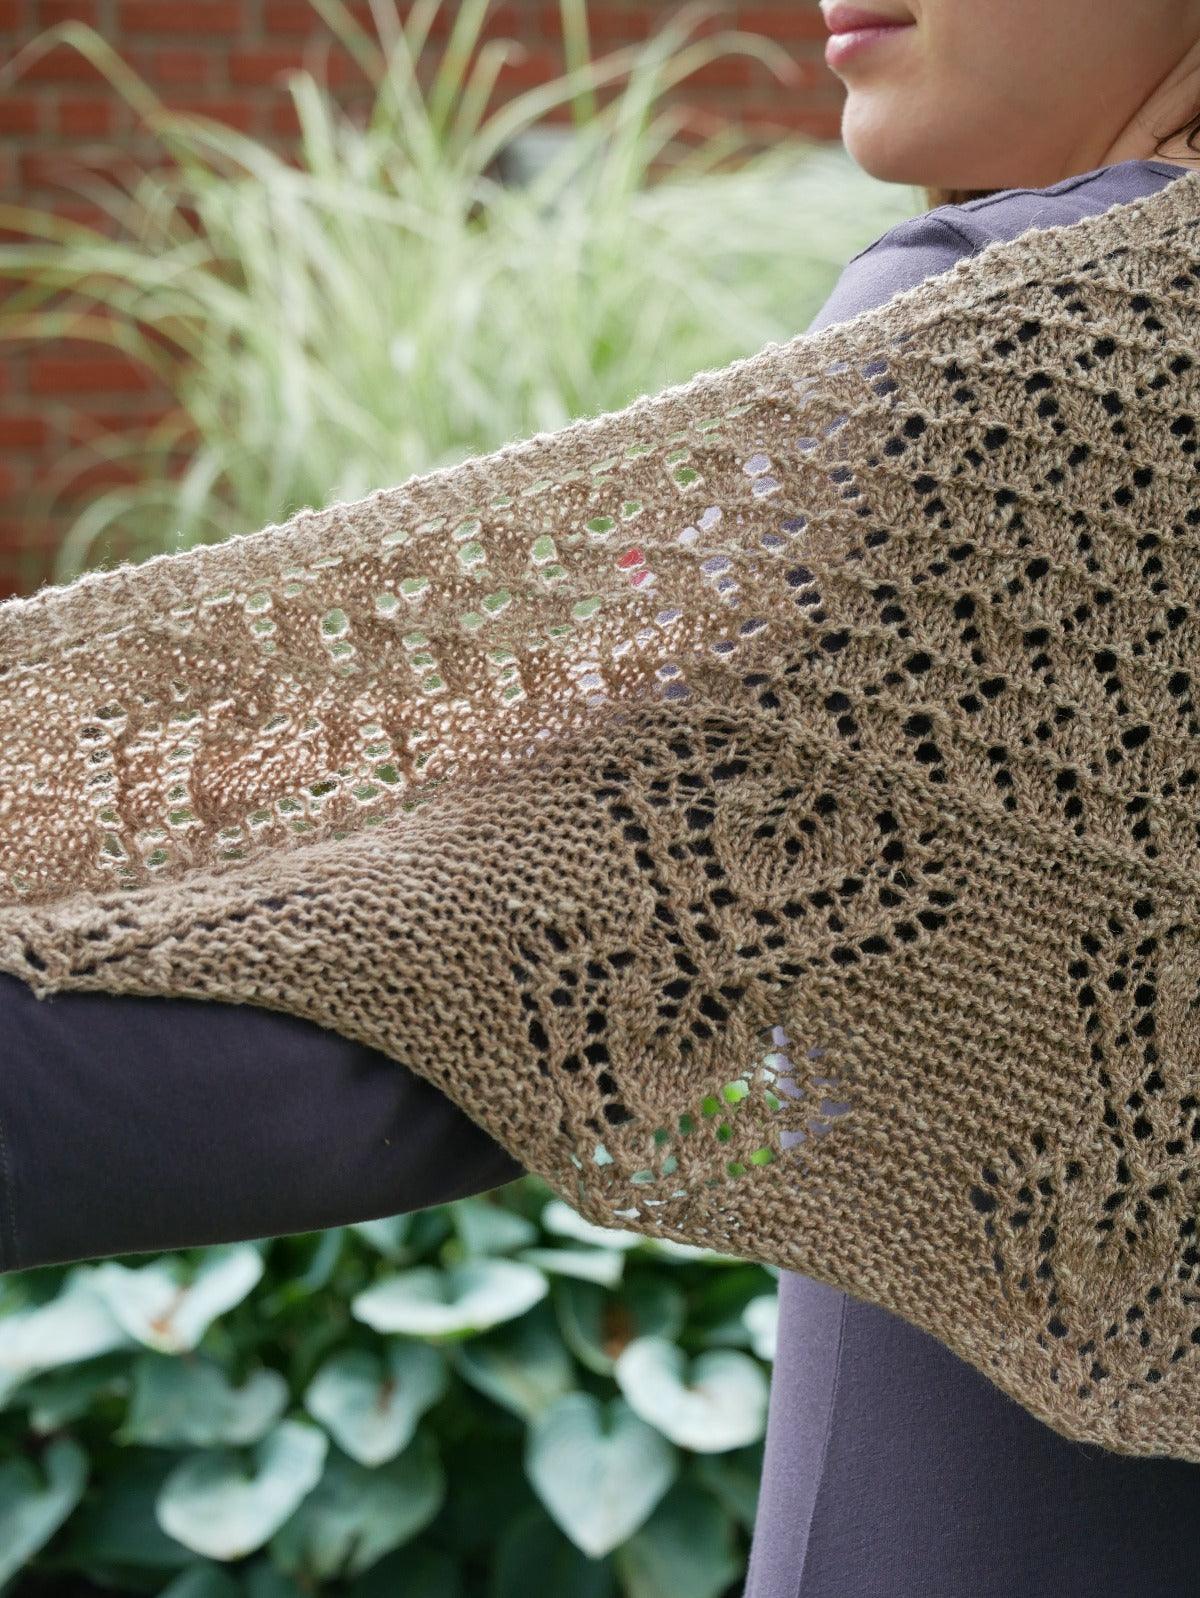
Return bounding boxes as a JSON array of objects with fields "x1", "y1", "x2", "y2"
[{"x1": 4, "y1": 168, "x2": 1200, "y2": 1460}]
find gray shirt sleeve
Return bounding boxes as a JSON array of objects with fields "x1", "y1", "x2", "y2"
[
  {"x1": 804, "y1": 157, "x2": 1187, "y2": 335},
  {"x1": 803, "y1": 214, "x2": 979, "y2": 333},
  {"x1": 0, "y1": 968, "x2": 527, "y2": 1273}
]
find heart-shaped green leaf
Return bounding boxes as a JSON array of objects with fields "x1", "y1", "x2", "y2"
[
  {"x1": 15, "y1": 1352, "x2": 130, "y2": 1431},
  {"x1": 642, "y1": 1238, "x2": 742, "y2": 1264},
  {"x1": 540, "y1": 1200, "x2": 641, "y2": 1251},
  {"x1": 92, "y1": 1244, "x2": 264, "y2": 1353},
  {"x1": 451, "y1": 1300, "x2": 575, "y2": 1421},
  {"x1": 158, "y1": 1564, "x2": 242, "y2": 1598},
  {"x1": 302, "y1": 1342, "x2": 446, "y2": 1466},
  {"x1": 742, "y1": 1293, "x2": 778, "y2": 1361},
  {"x1": 553, "y1": 1275, "x2": 685, "y2": 1377},
  {"x1": 0, "y1": 1436, "x2": 89, "y2": 1584},
  {"x1": 516, "y1": 1245, "x2": 626, "y2": 1288},
  {"x1": 525, "y1": 1393, "x2": 676, "y2": 1558},
  {"x1": 156, "y1": 1419, "x2": 328, "y2": 1561},
  {"x1": 0, "y1": 1269, "x2": 130, "y2": 1387},
  {"x1": 452, "y1": 1197, "x2": 538, "y2": 1255},
  {"x1": 291, "y1": 1229, "x2": 345, "y2": 1294},
  {"x1": 351, "y1": 1260, "x2": 546, "y2": 1337},
  {"x1": 613, "y1": 1479, "x2": 739, "y2": 1598},
  {"x1": 241, "y1": 1560, "x2": 310, "y2": 1598},
  {"x1": 269, "y1": 1433, "x2": 444, "y2": 1581},
  {"x1": 406, "y1": 1209, "x2": 454, "y2": 1255},
  {"x1": 348, "y1": 1215, "x2": 413, "y2": 1262},
  {"x1": 614, "y1": 1337, "x2": 768, "y2": 1452},
  {"x1": 118, "y1": 1353, "x2": 288, "y2": 1447}
]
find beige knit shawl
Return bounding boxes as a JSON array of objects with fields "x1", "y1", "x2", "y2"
[{"x1": 4, "y1": 169, "x2": 1200, "y2": 1459}]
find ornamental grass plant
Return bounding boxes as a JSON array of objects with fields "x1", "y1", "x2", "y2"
[{"x1": 0, "y1": 0, "x2": 917, "y2": 585}]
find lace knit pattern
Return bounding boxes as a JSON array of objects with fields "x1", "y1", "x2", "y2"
[{"x1": 4, "y1": 171, "x2": 1200, "y2": 1458}]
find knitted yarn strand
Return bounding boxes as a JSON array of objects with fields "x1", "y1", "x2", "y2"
[{"x1": 4, "y1": 171, "x2": 1200, "y2": 1457}]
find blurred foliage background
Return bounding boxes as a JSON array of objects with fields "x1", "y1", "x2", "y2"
[
  {"x1": 0, "y1": 1187, "x2": 782, "y2": 1598},
  {"x1": 0, "y1": 1, "x2": 919, "y2": 1593}
]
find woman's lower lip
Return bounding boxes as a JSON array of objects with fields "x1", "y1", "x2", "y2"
[{"x1": 824, "y1": 24, "x2": 914, "y2": 68}]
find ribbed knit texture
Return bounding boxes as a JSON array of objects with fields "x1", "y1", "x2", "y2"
[{"x1": 4, "y1": 171, "x2": 1200, "y2": 1457}]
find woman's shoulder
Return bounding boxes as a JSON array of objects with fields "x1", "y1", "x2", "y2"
[
  {"x1": 805, "y1": 158, "x2": 1188, "y2": 333},
  {"x1": 911, "y1": 156, "x2": 1189, "y2": 250}
]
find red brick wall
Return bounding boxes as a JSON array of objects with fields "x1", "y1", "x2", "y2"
[{"x1": 0, "y1": 0, "x2": 843, "y2": 598}]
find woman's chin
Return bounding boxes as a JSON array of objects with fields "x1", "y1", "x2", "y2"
[{"x1": 838, "y1": 105, "x2": 936, "y2": 189}]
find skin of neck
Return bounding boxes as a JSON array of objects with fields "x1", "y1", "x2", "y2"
[{"x1": 1096, "y1": 30, "x2": 1200, "y2": 171}]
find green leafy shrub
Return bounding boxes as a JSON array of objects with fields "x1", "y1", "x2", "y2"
[
  {"x1": 0, "y1": 1180, "x2": 779, "y2": 1595},
  {"x1": 0, "y1": 2, "x2": 919, "y2": 1591}
]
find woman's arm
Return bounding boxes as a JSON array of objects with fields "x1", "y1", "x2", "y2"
[{"x1": 0, "y1": 969, "x2": 523, "y2": 1273}]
